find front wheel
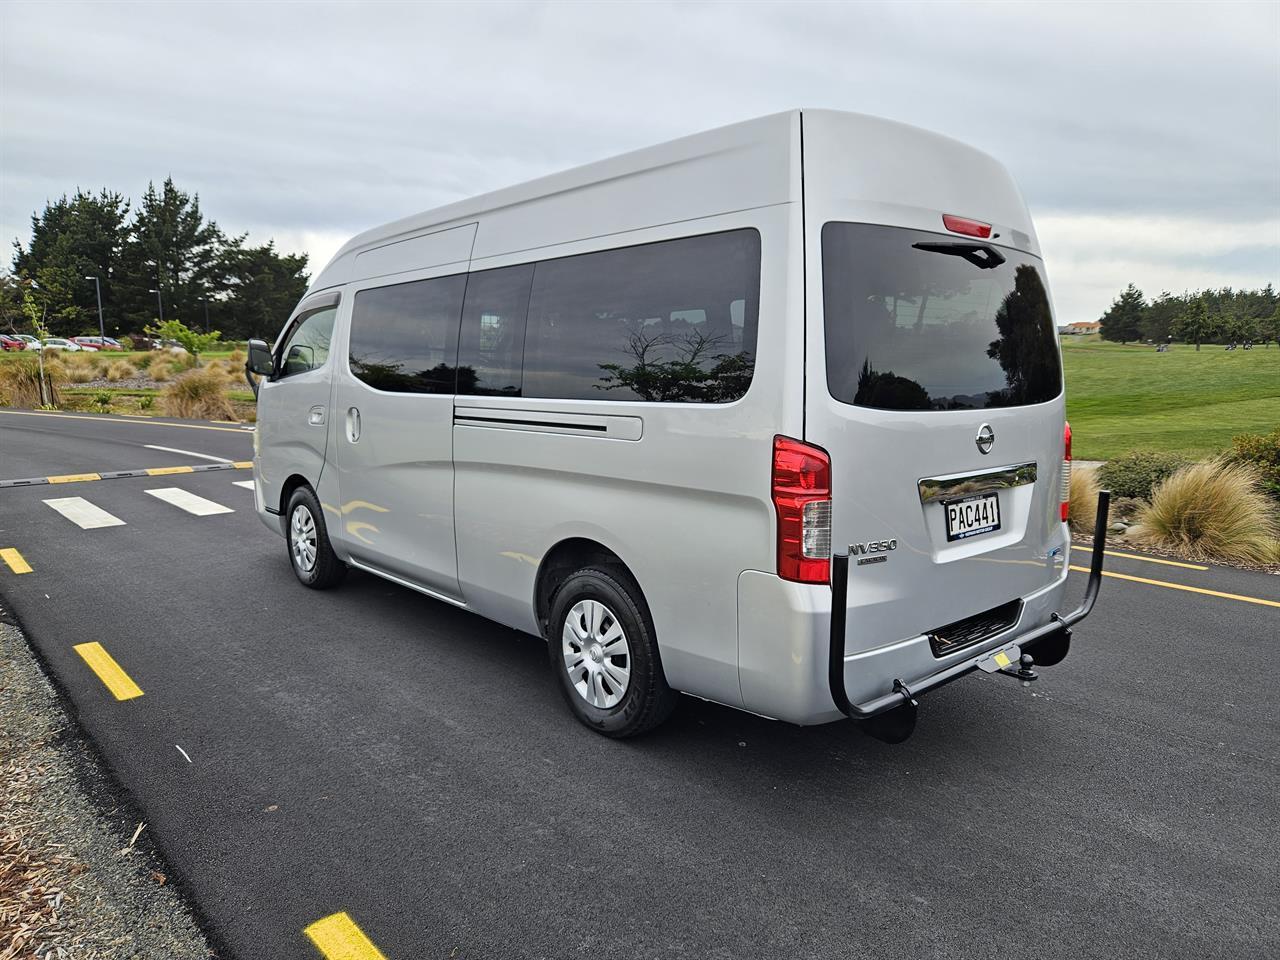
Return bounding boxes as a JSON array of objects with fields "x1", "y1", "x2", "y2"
[
  {"x1": 285, "y1": 486, "x2": 346, "y2": 589},
  {"x1": 548, "y1": 567, "x2": 677, "y2": 738}
]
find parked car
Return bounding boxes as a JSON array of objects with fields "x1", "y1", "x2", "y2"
[
  {"x1": 72, "y1": 336, "x2": 124, "y2": 351},
  {"x1": 14, "y1": 335, "x2": 41, "y2": 350},
  {"x1": 0, "y1": 334, "x2": 27, "y2": 352},
  {"x1": 249, "y1": 109, "x2": 1107, "y2": 743},
  {"x1": 40, "y1": 338, "x2": 82, "y2": 351}
]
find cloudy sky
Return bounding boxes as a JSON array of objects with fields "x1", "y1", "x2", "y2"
[{"x1": 2, "y1": 0, "x2": 1277, "y2": 322}]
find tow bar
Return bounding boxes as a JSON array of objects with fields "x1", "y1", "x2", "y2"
[{"x1": 830, "y1": 490, "x2": 1111, "y2": 743}]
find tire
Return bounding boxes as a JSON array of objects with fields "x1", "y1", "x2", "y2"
[
  {"x1": 548, "y1": 566, "x2": 677, "y2": 738},
  {"x1": 285, "y1": 485, "x2": 346, "y2": 589}
]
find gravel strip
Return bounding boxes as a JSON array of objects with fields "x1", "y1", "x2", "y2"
[{"x1": 0, "y1": 617, "x2": 215, "y2": 959}]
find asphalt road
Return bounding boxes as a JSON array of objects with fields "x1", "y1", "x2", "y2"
[{"x1": 1, "y1": 408, "x2": 1277, "y2": 960}]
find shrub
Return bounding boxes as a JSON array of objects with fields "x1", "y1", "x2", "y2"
[
  {"x1": 160, "y1": 367, "x2": 235, "y2": 420},
  {"x1": 66, "y1": 362, "x2": 96, "y2": 383},
  {"x1": 1129, "y1": 459, "x2": 1280, "y2": 564},
  {"x1": 134, "y1": 351, "x2": 154, "y2": 370},
  {"x1": 1097, "y1": 450, "x2": 1191, "y2": 500},
  {"x1": 92, "y1": 389, "x2": 112, "y2": 412},
  {"x1": 138, "y1": 394, "x2": 155, "y2": 411},
  {"x1": 1067, "y1": 464, "x2": 1100, "y2": 535},
  {"x1": 105, "y1": 360, "x2": 138, "y2": 382},
  {"x1": 0, "y1": 354, "x2": 62, "y2": 407},
  {"x1": 1231, "y1": 428, "x2": 1280, "y2": 500},
  {"x1": 169, "y1": 349, "x2": 197, "y2": 371},
  {"x1": 117, "y1": 336, "x2": 135, "y2": 351}
]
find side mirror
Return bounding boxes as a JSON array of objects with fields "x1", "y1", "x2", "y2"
[{"x1": 246, "y1": 338, "x2": 274, "y2": 397}]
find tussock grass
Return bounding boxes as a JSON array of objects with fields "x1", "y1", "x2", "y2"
[
  {"x1": 1129, "y1": 459, "x2": 1280, "y2": 564},
  {"x1": 66, "y1": 362, "x2": 96, "y2": 383},
  {"x1": 1067, "y1": 465, "x2": 1100, "y2": 535},
  {"x1": 105, "y1": 360, "x2": 138, "y2": 382},
  {"x1": 160, "y1": 367, "x2": 235, "y2": 420},
  {"x1": 148, "y1": 360, "x2": 172, "y2": 382},
  {"x1": 0, "y1": 354, "x2": 63, "y2": 407}
]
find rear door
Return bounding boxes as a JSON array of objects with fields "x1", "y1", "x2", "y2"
[{"x1": 808, "y1": 219, "x2": 1067, "y2": 658}]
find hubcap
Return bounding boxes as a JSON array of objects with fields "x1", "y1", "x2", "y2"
[
  {"x1": 290, "y1": 504, "x2": 317, "y2": 573},
  {"x1": 562, "y1": 599, "x2": 631, "y2": 709}
]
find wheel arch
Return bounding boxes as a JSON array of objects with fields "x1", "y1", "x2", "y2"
[{"x1": 533, "y1": 537, "x2": 645, "y2": 639}]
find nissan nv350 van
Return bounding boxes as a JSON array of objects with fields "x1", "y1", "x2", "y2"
[{"x1": 247, "y1": 109, "x2": 1109, "y2": 742}]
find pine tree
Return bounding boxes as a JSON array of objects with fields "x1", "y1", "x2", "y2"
[
  {"x1": 1099, "y1": 284, "x2": 1145, "y2": 344},
  {"x1": 1172, "y1": 298, "x2": 1217, "y2": 351}
]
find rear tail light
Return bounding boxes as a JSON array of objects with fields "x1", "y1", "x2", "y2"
[
  {"x1": 772, "y1": 436, "x2": 831, "y2": 583},
  {"x1": 942, "y1": 214, "x2": 993, "y2": 239},
  {"x1": 1060, "y1": 421, "x2": 1072, "y2": 522}
]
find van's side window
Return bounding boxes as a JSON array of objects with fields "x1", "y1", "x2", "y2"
[
  {"x1": 278, "y1": 306, "x2": 336, "y2": 378},
  {"x1": 349, "y1": 274, "x2": 467, "y2": 394},
  {"x1": 456, "y1": 264, "x2": 534, "y2": 396},
  {"x1": 522, "y1": 229, "x2": 760, "y2": 402}
]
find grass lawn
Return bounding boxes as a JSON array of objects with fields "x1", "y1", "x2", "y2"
[{"x1": 1062, "y1": 338, "x2": 1280, "y2": 460}]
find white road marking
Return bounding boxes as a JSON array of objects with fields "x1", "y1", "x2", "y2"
[
  {"x1": 145, "y1": 487, "x2": 234, "y2": 516},
  {"x1": 233, "y1": 480, "x2": 255, "y2": 490},
  {"x1": 43, "y1": 496, "x2": 126, "y2": 529},
  {"x1": 144, "y1": 444, "x2": 232, "y2": 463},
  {"x1": 175, "y1": 745, "x2": 193, "y2": 763}
]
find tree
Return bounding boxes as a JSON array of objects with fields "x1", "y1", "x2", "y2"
[
  {"x1": 117, "y1": 178, "x2": 224, "y2": 331},
  {"x1": 214, "y1": 239, "x2": 309, "y2": 340},
  {"x1": 1099, "y1": 284, "x2": 1144, "y2": 344},
  {"x1": 1172, "y1": 298, "x2": 1217, "y2": 351},
  {"x1": 145, "y1": 318, "x2": 222, "y2": 359},
  {"x1": 11, "y1": 190, "x2": 130, "y2": 336},
  {"x1": 1140, "y1": 291, "x2": 1180, "y2": 343}
]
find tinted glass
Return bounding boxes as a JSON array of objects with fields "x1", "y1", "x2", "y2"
[
  {"x1": 349, "y1": 274, "x2": 466, "y2": 393},
  {"x1": 457, "y1": 264, "x2": 534, "y2": 396},
  {"x1": 523, "y1": 229, "x2": 760, "y2": 402},
  {"x1": 278, "y1": 306, "x2": 336, "y2": 378},
  {"x1": 822, "y1": 222, "x2": 1062, "y2": 411}
]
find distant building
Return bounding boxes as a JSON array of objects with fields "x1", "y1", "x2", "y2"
[{"x1": 1062, "y1": 321, "x2": 1101, "y2": 335}]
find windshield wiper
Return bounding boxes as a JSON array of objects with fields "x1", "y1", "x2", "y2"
[{"x1": 912, "y1": 241, "x2": 1006, "y2": 270}]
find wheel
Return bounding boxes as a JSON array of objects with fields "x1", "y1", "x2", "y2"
[
  {"x1": 285, "y1": 485, "x2": 346, "y2": 589},
  {"x1": 548, "y1": 566, "x2": 678, "y2": 738}
]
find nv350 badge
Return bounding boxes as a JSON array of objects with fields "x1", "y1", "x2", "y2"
[{"x1": 852, "y1": 538, "x2": 897, "y2": 565}]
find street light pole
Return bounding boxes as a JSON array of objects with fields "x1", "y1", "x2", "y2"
[
  {"x1": 149, "y1": 287, "x2": 164, "y2": 324},
  {"x1": 199, "y1": 296, "x2": 210, "y2": 332},
  {"x1": 85, "y1": 276, "x2": 105, "y2": 341}
]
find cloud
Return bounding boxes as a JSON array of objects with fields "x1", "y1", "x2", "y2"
[{"x1": 2, "y1": 0, "x2": 1276, "y2": 322}]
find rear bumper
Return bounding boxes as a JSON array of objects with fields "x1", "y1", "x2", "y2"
[
  {"x1": 829, "y1": 490, "x2": 1111, "y2": 721},
  {"x1": 735, "y1": 492, "x2": 1110, "y2": 726}
]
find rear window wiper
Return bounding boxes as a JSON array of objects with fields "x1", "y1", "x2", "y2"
[{"x1": 912, "y1": 241, "x2": 1006, "y2": 271}]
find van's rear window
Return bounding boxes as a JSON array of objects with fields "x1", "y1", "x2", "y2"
[{"x1": 822, "y1": 222, "x2": 1062, "y2": 411}]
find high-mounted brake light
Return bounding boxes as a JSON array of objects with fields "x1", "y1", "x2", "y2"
[
  {"x1": 1060, "y1": 421, "x2": 1072, "y2": 523},
  {"x1": 772, "y1": 436, "x2": 831, "y2": 584},
  {"x1": 942, "y1": 214, "x2": 993, "y2": 239}
]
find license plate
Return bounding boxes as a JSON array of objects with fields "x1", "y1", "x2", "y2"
[{"x1": 944, "y1": 493, "x2": 1001, "y2": 541}]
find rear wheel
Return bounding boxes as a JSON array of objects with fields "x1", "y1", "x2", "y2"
[
  {"x1": 286, "y1": 486, "x2": 346, "y2": 589},
  {"x1": 548, "y1": 566, "x2": 677, "y2": 738}
]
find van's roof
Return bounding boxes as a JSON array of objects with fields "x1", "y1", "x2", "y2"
[{"x1": 308, "y1": 109, "x2": 1035, "y2": 294}]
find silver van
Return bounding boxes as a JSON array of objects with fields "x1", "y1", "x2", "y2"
[{"x1": 247, "y1": 110, "x2": 1109, "y2": 742}]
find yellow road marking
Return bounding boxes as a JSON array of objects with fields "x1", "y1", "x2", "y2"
[
  {"x1": 1100, "y1": 547, "x2": 1208, "y2": 570},
  {"x1": 73, "y1": 642, "x2": 144, "y2": 700},
  {"x1": 1069, "y1": 565, "x2": 1280, "y2": 609},
  {"x1": 146, "y1": 465, "x2": 195, "y2": 476},
  {"x1": 1, "y1": 548, "x2": 32, "y2": 574},
  {"x1": 233, "y1": 461, "x2": 253, "y2": 469},
  {"x1": 0, "y1": 409, "x2": 247, "y2": 434},
  {"x1": 304, "y1": 912, "x2": 388, "y2": 960},
  {"x1": 48, "y1": 472, "x2": 102, "y2": 484}
]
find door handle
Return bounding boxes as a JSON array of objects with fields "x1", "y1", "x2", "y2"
[
  {"x1": 346, "y1": 406, "x2": 361, "y2": 442},
  {"x1": 308, "y1": 405, "x2": 326, "y2": 426}
]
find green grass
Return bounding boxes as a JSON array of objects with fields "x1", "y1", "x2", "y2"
[{"x1": 1062, "y1": 339, "x2": 1280, "y2": 460}]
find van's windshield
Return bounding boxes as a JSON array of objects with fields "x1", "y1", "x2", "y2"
[{"x1": 822, "y1": 222, "x2": 1062, "y2": 411}]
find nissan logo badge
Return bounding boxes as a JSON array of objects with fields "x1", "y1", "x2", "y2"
[{"x1": 975, "y1": 424, "x2": 995, "y2": 455}]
